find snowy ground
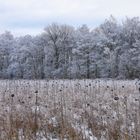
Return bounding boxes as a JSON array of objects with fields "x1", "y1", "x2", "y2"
[{"x1": 0, "y1": 79, "x2": 139, "y2": 140}]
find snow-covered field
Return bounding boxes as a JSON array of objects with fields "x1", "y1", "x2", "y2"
[{"x1": 0, "y1": 79, "x2": 139, "y2": 140}]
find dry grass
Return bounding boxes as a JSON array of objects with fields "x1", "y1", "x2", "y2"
[{"x1": 0, "y1": 79, "x2": 139, "y2": 140}]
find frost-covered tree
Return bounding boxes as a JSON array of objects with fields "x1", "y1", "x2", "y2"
[
  {"x1": 43, "y1": 23, "x2": 75, "y2": 78},
  {"x1": 99, "y1": 16, "x2": 122, "y2": 78},
  {"x1": 72, "y1": 25, "x2": 93, "y2": 78},
  {"x1": 0, "y1": 17, "x2": 140, "y2": 79},
  {"x1": 0, "y1": 31, "x2": 15, "y2": 78},
  {"x1": 118, "y1": 17, "x2": 140, "y2": 78}
]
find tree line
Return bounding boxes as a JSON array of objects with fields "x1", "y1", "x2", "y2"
[{"x1": 0, "y1": 16, "x2": 140, "y2": 79}]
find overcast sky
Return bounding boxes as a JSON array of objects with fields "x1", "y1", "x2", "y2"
[{"x1": 0, "y1": 0, "x2": 140, "y2": 36}]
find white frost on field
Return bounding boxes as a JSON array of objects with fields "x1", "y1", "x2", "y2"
[{"x1": 0, "y1": 79, "x2": 139, "y2": 139}]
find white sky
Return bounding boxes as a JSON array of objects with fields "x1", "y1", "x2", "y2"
[{"x1": 0, "y1": 0, "x2": 140, "y2": 36}]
